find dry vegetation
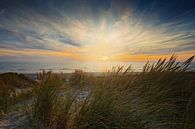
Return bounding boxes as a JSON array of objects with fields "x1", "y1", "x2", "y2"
[
  {"x1": 0, "y1": 73, "x2": 35, "y2": 115},
  {"x1": 1, "y1": 55, "x2": 195, "y2": 129}
]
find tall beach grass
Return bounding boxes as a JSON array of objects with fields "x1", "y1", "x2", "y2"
[{"x1": 24, "y1": 55, "x2": 195, "y2": 129}]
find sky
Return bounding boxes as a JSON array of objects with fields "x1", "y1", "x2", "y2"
[{"x1": 0, "y1": 0, "x2": 195, "y2": 69}]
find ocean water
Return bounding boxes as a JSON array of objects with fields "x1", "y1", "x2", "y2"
[{"x1": 0, "y1": 61, "x2": 194, "y2": 73}]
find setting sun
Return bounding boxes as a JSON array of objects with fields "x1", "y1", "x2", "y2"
[
  {"x1": 100, "y1": 56, "x2": 109, "y2": 61},
  {"x1": 0, "y1": 1, "x2": 195, "y2": 128},
  {"x1": 0, "y1": 0, "x2": 194, "y2": 71}
]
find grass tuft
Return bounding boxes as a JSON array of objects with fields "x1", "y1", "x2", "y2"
[{"x1": 23, "y1": 55, "x2": 195, "y2": 129}]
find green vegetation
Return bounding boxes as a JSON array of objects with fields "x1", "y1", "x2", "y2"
[
  {"x1": 25, "y1": 71, "x2": 73, "y2": 129},
  {"x1": 69, "y1": 69, "x2": 93, "y2": 89},
  {"x1": 0, "y1": 81, "x2": 14, "y2": 114},
  {"x1": 1, "y1": 55, "x2": 195, "y2": 129},
  {"x1": 0, "y1": 73, "x2": 35, "y2": 115}
]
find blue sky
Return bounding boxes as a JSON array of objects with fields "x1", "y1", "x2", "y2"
[{"x1": 0, "y1": 0, "x2": 195, "y2": 63}]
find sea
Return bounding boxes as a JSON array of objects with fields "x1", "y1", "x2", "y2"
[{"x1": 0, "y1": 61, "x2": 195, "y2": 73}]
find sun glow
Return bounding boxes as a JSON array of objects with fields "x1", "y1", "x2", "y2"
[
  {"x1": 100, "y1": 56, "x2": 109, "y2": 61},
  {"x1": 0, "y1": 6, "x2": 194, "y2": 63}
]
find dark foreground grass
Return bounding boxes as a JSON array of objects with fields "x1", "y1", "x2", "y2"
[
  {"x1": 0, "y1": 73, "x2": 35, "y2": 115},
  {"x1": 0, "y1": 82, "x2": 33, "y2": 116},
  {"x1": 0, "y1": 81, "x2": 14, "y2": 114},
  {"x1": 24, "y1": 55, "x2": 195, "y2": 129}
]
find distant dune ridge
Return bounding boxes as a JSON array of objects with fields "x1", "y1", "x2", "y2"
[{"x1": 0, "y1": 72, "x2": 37, "y2": 89}]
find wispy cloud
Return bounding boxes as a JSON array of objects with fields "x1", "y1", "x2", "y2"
[{"x1": 0, "y1": 0, "x2": 195, "y2": 62}]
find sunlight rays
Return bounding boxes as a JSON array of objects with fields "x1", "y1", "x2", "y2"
[{"x1": 0, "y1": 2, "x2": 195, "y2": 62}]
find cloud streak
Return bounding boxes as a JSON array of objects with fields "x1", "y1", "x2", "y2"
[{"x1": 0, "y1": 0, "x2": 195, "y2": 62}]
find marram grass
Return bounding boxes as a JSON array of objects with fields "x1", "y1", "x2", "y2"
[{"x1": 24, "y1": 55, "x2": 195, "y2": 129}]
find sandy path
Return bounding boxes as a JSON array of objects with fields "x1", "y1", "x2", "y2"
[{"x1": 0, "y1": 110, "x2": 25, "y2": 129}]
